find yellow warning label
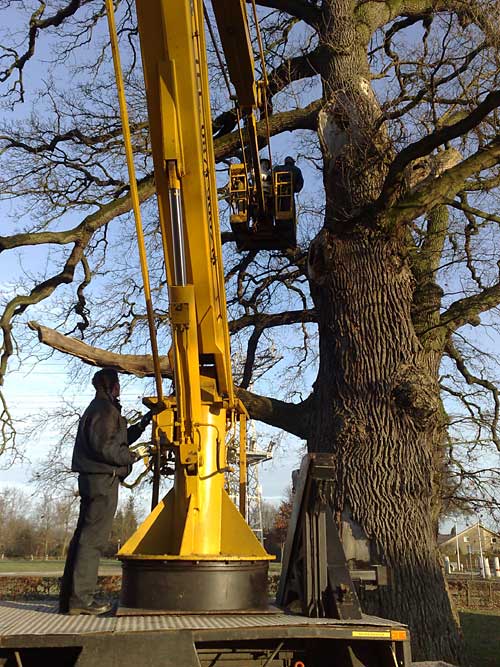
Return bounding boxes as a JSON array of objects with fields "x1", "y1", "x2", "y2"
[{"x1": 352, "y1": 631, "x2": 391, "y2": 638}]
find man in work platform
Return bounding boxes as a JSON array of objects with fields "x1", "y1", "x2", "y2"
[
  {"x1": 59, "y1": 367, "x2": 152, "y2": 616},
  {"x1": 273, "y1": 156, "x2": 304, "y2": 193}
]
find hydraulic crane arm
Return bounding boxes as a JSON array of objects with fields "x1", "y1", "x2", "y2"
[
  {"x1": 135, "y1": 0, "x2": 233, "y2": 412},
  {"x1": 211, "y1": 0, "x2": 266, "y2": 216},
  {"x1": 211, "y1": 0, "x2": 260, "y2": 111},
  {"x1": 117, "y1": 0, "x2": 271, "y2": 603}
]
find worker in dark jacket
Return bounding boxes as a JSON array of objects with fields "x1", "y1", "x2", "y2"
[
  {"x1": 59, "y1": 367, "x2": 151, "y2": 615},
  {"x1": 273, "y1": 156, "x2": 304, "y2": 193}
]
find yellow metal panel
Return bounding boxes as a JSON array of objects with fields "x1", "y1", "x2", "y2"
[
  {"x1": 211, "y1": 0, "x2": 257, "y2": 111},
  {"x1": 135, "y1": 0, "x2": 233, "y2": 399},
  {"x1": 117, "y1": 488, "x2": 177, "y2": 556},
  {"x1": 176, "y1": 399, "x2": 227, "y2": 554},
  {"x1": 352, "y1": 631, "x2": 391, "y2": 639},
  {"x1": 169, "y1": 284, "x2": 202, "y2": 431},
  {"x1": 158, "y1": 59, "x2": 183, "y2": 170},
  {"x1": 220, "y1": 489, "x2": 271, "y2": 557},
  {"x1": 118, "y1": 486, "x2": 273, "y2": 560}
]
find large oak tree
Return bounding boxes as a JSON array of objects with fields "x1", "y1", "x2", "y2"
[{"x1": 1, "y1": 0, "x2": 500, "y2": 661}]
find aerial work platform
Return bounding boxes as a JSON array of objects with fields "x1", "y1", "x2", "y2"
[{"x1": 0, "y1": 601, "x2": 411, "y2": 667}]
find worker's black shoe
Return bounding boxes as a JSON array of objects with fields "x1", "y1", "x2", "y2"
[{"x1": 68, "y1": 601, "x2": 112, "y2": 616}]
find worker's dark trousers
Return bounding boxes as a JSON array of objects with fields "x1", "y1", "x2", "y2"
[{"x1": 59, "y1": 473, "x2": 119, "y2": 612}]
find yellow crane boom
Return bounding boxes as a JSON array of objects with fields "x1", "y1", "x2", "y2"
[
  {"x1": 135, "y1": 0, "x2": 233, "y2": 404},
  {"x1": 211, "y1": 0, "x2": 266, "y2": 214},
  {"x1": 115, "y1": 0, "x2": 272, "y2": 612}
]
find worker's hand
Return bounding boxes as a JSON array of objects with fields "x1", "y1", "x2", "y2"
[
  {"x1": 134, "y1": 444, "x2": 150, "y2": 461},
  {"x1": 140, "y1": 411, "x2": 153, "y2": 430}
]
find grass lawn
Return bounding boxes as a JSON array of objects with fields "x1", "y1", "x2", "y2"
[
  {"x1": 459, "y1": 609, "x2": 500, "y2": 667},
  {"x1": 0, "y1": 559, "x2": 121, "y2": 574}
]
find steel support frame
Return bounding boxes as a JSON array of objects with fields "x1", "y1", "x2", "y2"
[
  {"x1": 0, "y1": 630, "x2": 412, "y2": 667},
  {"x1": 277, "y1": 453, "x2": 363, "y2": 620}
]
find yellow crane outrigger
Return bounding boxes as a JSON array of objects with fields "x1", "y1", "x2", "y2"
[{"x1": 111, "y1": 0, "x2": 280, "y2": 611}]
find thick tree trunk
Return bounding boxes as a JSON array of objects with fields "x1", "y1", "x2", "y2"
[
  {"x1": 308, "y1": 227, "x2": 461, "y2": 662},
  {"x1": 310, "y1": 0, "x2": 464, "y2": 658}
]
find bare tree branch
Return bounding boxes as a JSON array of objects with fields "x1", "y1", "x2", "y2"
[
  {"x1": 439, "y1": 279, "x2": 500, "y2": 334},
  {"x1": 0, "y1": 0, "x2": 87, "y2": 101},
  {"x1": 384, "y1": 136, "x2": 500, "y2": 227},
  {"x1": 236, "y1": 386, "x2": 312, "y2": 439},
  {"x1": 27, "y1": 320, "x2": 171, "y2": 377},
  {"x1": 445, "y1": 338, "x2": 500, "y2": 451},
  {"x1": 0, "y1": 121, "x2": 148, "y2": 154},
  {"x1": 0, "y1": 174, "x2": 155, "y2": 250},
  {"x1": 267, "y1": 47, "x2": 324, "y2": 97},
  {"x1": 229, "y1": 308, "x2": 317, "y2": 333},
  {"x1": 378, "y1": 89, "x2": 500, "y2": 211},
  {"x1": 27, "y1": 321, "x2": 311, "y2": 437},
  {"x1": 254, "y1": 0, "x2": 321, "y2": 26},
  {"x1": 214, "y1": 100, "x2": 321, "y2": 160}
]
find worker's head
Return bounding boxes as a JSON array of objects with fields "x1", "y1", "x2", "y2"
[
  {"x1": 260, "y1": 158, "x2": 271, "y2": 170},
  {"x1": 92, "y1": 367, "x2": 120, "y2": 398},
  {"x1": 284, "y1": 156, "x2": 295, "y2": 165}
]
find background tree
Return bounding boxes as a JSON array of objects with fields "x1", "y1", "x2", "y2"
[
  {"x1": 261, "y1": 499, "x2": 280, "y2": 536},
  {"x1": 106, "y1": 495, "x2": 139, "y2": 556},
  {"x1": 267, "y1": 489, "x2": 294, "y2": 560},
  {"x1": 0, "y1": 486, "x2": 137, "y2": 558},
  {"x1": 0, "y1": 0, "x2": 500, "y2": 661},
  {"x1": 0, "y1": 488, "x2": 35, "y2": 557}
]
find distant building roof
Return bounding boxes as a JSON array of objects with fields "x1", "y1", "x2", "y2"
[{"x1": 439, "y1": 523, "x2": 499, "y2": 549}]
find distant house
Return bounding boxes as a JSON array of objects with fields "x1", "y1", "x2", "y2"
[{"x1": 439, "y1": 523, "x2": 500, "y2": 561}]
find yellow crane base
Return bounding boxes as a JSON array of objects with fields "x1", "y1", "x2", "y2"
[
  {"x1": 116, "y1": 487, "x2": 273, "y2": 613},
  {"x1": 119, "y1": 558, "x2": 269, "y2": 613}
]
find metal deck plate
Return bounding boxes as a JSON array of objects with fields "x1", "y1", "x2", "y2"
[{"x1": 0, "y1": 601, "x2": 403, "y2": 637}]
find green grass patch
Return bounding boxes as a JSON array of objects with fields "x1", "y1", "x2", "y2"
[{"x1": 460, "y1": 609, "x2": 500, "y2": 667}]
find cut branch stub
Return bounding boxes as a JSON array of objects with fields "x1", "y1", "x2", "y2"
[
  {"x1": 27, "y1": 321, "x2": 172, "y2": 379},
  {"x1": 27, "y1": 321, "x2": 312, "y2": 439}
]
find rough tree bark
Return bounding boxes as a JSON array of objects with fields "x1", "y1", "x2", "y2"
[
  {"x1": 309, "y1": 230, "x2": 457, "y2": 660},
  {"x1": 305, "y1": 0, "x2": 462, "y2": 661}
]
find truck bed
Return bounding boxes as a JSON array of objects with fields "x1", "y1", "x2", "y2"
[{"x1": 0, "y1": 600, "x2": 411, "y2": 667}]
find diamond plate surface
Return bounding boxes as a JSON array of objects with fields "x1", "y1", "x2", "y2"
[
  {"x1": 0, "y1": 601, "x2": 401, "y2": 637},
  {"x1": 0, "y1": 601, "x2": 115, "y2": 635}
]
